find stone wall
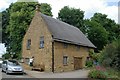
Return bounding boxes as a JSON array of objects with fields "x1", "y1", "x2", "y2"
[
  {"x1": 22, "y1": 11, "x2": 93, "y2": 72},
  {"x1": 22, "y1": 11, "x2": 53, "y2": 72},
  {"x1": 54, "y1": 41, "x2": 89, "y2": 72}
]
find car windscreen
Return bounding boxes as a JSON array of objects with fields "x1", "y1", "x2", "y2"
[{"x1": 8, "y1": 60, "x2": 20, "y2": 66}]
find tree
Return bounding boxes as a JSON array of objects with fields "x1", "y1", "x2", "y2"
[
  {"x1": 2, "y1": 2, "x2": 52, "y2": 59},
  {"x1": 2, "y1": 53, "x2": 11, "y2": 59},
  {"x1": 91, "y1": 13, "x2": 120, "y2": 43},
  {"x1": 84, "y1": 13, "x2": 120, "y2": 51},
  {"x1": 84, "y1": 20, "x2": 109, "y2": 51},
  {"x1": 58, "y1": 6, "x2": 85, "y2": 33},
  {"x1": 99, "y1": 39, "x2": 120, "y2": 70},
  {"x1": 40, "y1": 3, "x2": 52, "y2": 17},
  {"x1": 0, "y1": 13, "x2": 2, "y2": 43},
  {"x1": 2, "y1": 9, "x2": 10, "y2": 49}
]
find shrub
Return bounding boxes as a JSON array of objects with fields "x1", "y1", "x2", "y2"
[
  {"x1": 99, "y1": 39, "x2": 120, "y2": 70},
  {"x1": 88, "y1": 66, "x2": 120, "y2": 79},
  {"x1": 86, "y1": 59, "x2": 93, "y2": 67},
  {"x1": 88, "y1": 69, "x2": 108, "y2": 79}
]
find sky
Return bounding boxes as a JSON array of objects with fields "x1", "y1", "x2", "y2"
[
  {"x1": 0, "y1": 0, "x2": 119, "y2": 57},
  {"x1": 0, "y1": 43, "x2": 6, "y2": 58}
]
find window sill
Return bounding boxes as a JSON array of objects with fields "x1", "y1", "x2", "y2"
[
  {"x1": 39, "y1": 47, "x2": 44, "y2": 49},
  {"x1": 63, "y1": 64, "x2": 68, "y2": 66}
]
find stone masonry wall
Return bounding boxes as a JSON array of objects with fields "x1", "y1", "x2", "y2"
[
  {"x1": 22, "y1": 11, "x2": 52, "y2": 72},
  {"x1": 54, "y1": 41, "x2": 89, "y2": 72}
]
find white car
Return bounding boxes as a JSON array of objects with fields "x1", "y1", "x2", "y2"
[
  {"x1": 2, "y1": 60, "x2": 24, "y2": 74},
  {"x1": 0, "y1": 60, "x2": 3, "y2": 68}
]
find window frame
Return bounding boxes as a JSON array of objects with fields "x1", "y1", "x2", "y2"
[
  {"x1": 39, "y1": 36, "x2": 44, "y2": 49},
  {"x1": 27, "y1": 39, "x2": 31, "y2": 50},
  {"x1": 63, "y1": 56, "x2": 68, "y2": 65}
]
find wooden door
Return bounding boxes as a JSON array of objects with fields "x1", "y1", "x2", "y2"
[{"x1": 74, "y1": 57, "x2": 82, "y2": 70}]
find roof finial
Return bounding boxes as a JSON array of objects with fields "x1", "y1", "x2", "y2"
[{"x1": 36, "y1": 4, "x2": 40, "y2": 12}]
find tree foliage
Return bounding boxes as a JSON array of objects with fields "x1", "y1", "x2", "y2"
[
  {"x1": 2, "y1": 53, "x2": 11, "y2": 59},
  {"x1": 91, "y1": 13, "x2": 120, "y2": 42},
  {"x1": 99, "y1": 39, "x2": 120, "y2": 70},
  {"x1": 0, "y1": 13, "x2": 2, "y2": 43},
  {"x1": 58, "y1": 6, "x2": 85, "y2": 33},
  {"x1": 2, "y1": 2, "x2": 52, "y2": 59},
  {"x1": 86, "y1": 13, "x2": 120, "y2": 51},
  {"x1": 84, "y1": 19, "x2": 109, "y2": 51}
]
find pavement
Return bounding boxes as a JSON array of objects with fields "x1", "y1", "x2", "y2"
[
  {"x1": 24, "y1": 69, "x2": 90, "y2": 78},
  {"x1": 1, "y1": 68, "x2": 90, "y2": 78},
  {"x1": 1, "y1": 68, "x2": 32, "y2": 78},
  {"x1": 0, "y1": 69, "x2": 1, "y2": 79}
]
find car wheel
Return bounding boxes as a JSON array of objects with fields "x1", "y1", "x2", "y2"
[
  {"x1": 2, "y1": 69, "x2": 4, "y2": 72},
  {"x1": 6, "y1": 69, "x2": 9, "y2": 74},
  {"x1": 21, "y1": 73, "x2": 24, "y2": 75}
]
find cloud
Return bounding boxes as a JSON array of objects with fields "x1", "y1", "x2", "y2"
[
  {"x1": 0, "y1": 0, "x2": 10, "y2": 11},
  {"x1": 38, "y1": 0, "x2": 118, "y2": 23},
  {"x1": 105, "y1": 0, "x2": 119, "y2": 2},
  {"x1": 0, "y1": 0, "x2": 17, "y2": 11},
  {"x1": 0, "y1": 43, "x2": 6, "y2": 58},
  {"x1": 0, "y1": 0, "x2": 118, "y2": 23},
  {"x1": 98, "y1": 5, "x2": 118, "y2": 23}
]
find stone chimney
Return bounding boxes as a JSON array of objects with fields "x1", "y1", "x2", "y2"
[{"x1": 36, "y1": 4, "x2": 40, "y2": 12}]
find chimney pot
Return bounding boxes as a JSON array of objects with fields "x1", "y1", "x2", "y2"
[{"x1": 36, "y1": 4, "x2": 40, "y2": 12}]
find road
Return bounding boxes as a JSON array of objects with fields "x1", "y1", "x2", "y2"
[
  {"x1": 1, "y1": 68, "x2": 89, "y2": 78},
  {"x1": 0, "y1": 68, "x2": 32, "y2": 78},
  {"x1": 25, "y1": 69, "x2": 89, "y2": 78}
]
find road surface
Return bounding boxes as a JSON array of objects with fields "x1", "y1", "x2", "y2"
[{"x1": 0, "y1": 68, "x2": 32, "y2": 78}]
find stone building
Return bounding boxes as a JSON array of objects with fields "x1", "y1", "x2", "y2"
[{"x1": 22, "y1": 7, "x2": 96, "y2": 72}]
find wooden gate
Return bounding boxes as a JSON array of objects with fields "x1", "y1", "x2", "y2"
[{"x1": 74, "y1": 57, "x2": 83, "y2": 70}]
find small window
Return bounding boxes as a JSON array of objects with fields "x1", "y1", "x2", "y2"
[
  {"x1": 64, "y1": 43, "x2": 68, "y2": 48},
  {"x1": 63, "y1": 56, "x2": 68, "y2": 65},
  {"x1": 40, "y1": 36, "x2": 44, "y2": 48},
  {"x1": 27, "y1": 39, "x2": 31, "y2": 50},
  {"x1": 24, "y1": 58, "x2": 29, "y2": 65}
]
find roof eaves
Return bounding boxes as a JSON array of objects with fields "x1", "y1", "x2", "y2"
[{"x1": 53, "y1": 38, "x2": 96, "y2": 49}]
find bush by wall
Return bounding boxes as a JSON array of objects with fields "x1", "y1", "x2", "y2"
[
  {"x1": 86, "y1": 59, "x2": 93, "y2": 67},
  {"x1": 88, "y1": 69, "x2": 108, "y2": 79}
]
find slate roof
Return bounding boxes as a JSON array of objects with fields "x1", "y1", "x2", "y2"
[{"x1": 41, "y1": 13, "x2": 96, "y2": 48}]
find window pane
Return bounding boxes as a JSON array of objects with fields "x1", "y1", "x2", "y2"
[
  {"x1": 63, "y1": 56, "x2": 68, "y2": 65},
  {"x1": 40, "y1": 36, "x2": 44, "y2": 48},
  {"x1": 27, "y1": 39, "x2": 31, "y2": 50}
]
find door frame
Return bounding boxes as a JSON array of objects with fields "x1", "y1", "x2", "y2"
[{"x1": 74, "y1": 57, "x2": 83, "y2": 70}]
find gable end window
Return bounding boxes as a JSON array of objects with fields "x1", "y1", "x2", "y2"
[
  {"x1": 40, "y1": 36, "x2": 44, "y2": 48},
  {"x1": 27, "y1": 39, "x2": 31, "y2": 50},
  {"x1": 63, "y1": 56, "x2": 68, "y2": 65}
]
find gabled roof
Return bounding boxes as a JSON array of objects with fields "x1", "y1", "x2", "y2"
[{"x1": 41, "y1": 13, "x2": 96, "y2": 48}]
